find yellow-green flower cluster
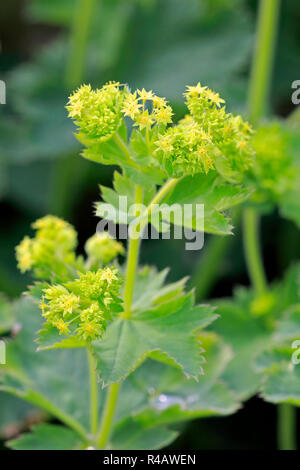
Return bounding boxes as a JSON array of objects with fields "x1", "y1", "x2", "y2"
[
  {"x1": 85, "y1": 232, "x2": 125, "y2": 264},
  {"x1": 249, "y1": 122, "x2": 297, "y2": 200},
  {"x1": 16, "y1": 215, "x2": 78, "y2": 279},
  {"x1": 176, "y1": 83, "x2": 255, "y2": 180},
  {"x1": 40, "y1": 267, "x2": 121, "y2": 342},
  {"x1": 122, "y1": 88, "x2": 173, "y2": 130},
  {"x1": 155, "y1": 115, "x2": 216, "y2": 177},
  {"x1": 66, "y1": 82, "x2": 126, "y2": 143}
]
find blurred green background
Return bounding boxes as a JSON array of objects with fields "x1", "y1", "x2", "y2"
[{"x1": 0, "y1": 0, "x2": 300, "y2": 449}]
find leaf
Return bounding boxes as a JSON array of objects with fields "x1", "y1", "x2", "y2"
[
  {"x1": 212, "y1": 263, "x2": 300, "y2": 399},
  {"x1": 158, "y1": 173, "x2": 250, "y2": 235},
  {"x1": 114, "y1": 333, "x2": 240, "y2": 430},
  {"x1": 93, "y1": 288, "x2": 218, "y2": 386},
  {"x1": 1, "y1": 290, "x2": 236, "y2": 450},
  {"x1": 130, "y1": 266, "x2": 187, "y2": 312},
  {"x1": 111, "y1": 418, "x2": 178, "y2": 450},
  {"x1": 259, "y1": 361, "x2": 300, "y2": 406},
  {"x1": 127, "y1": 0, "x2": 253, "y2": 109},
  {"x1": 26, "y1": 0, "x2": 74, "y2": 26},
  {"x1": 0, "y1": 297, "x2": 93, "y2": 438},
  {"x1": 37, "y1": 323, "x2": 85, "y2": 351},
  {"x1": 97, "y1": 172, "x2": 250, "y2": 236},
  {"x1": 279, "y1": 185, "x2": 300, "y2": 229},
  {"x1": 7, "y1": 423, "x2": 84, "y2": 450},
  {"x1": 96, "y1": 171, "x2": 156, "y2": 224},
  {"x1": 0, "y1": 392, "x2": 42, "y2": 440}
]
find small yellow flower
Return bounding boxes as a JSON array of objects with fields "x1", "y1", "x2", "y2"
[
  {"x1": 153, "y1": 105, "x2": 173, "y2": 126},
  {"x1": 236, "y1": 140, "x2": 247, "y2": 150},
  {"x1": 55, "y1": 320, "x2": 70, "y2": 335},
  {"x1": 185, "y1": 82, "x2": 207, "y2": 96},
  {"x1": 39, "y1": 297, "x2": 48, "y2": 315},
  {"x1": 137, "y1": 88, "x2": 154, "y2": 101},
  {"x1": 207, "y1": 90, "x2": 225, "y2": 108},
  {"x1": 122, "y1": 92, "x2": 141, "y2": 119},
  {"x1": 100, "y1": 267, "x2": 118, "y2": 284},
  {"x1": 60, "y1": 293, "x2": 80, "y2": 316}
]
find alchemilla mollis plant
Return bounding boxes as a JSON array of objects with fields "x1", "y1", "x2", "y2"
[
  {"x1": 1, "y1": 82, "x2": 254, "y2": 450},
  {"x1": 1, "y1": 0, "x2": 300, "y2": 452}
]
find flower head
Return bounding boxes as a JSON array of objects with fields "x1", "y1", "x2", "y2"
[
  {"x1": 16, "y1": 236, "x2": 34, "y2": 273},
  {"x1": 66, "y1": 82, "x2": 126, "y2": 143},
  {"x1": 179, "y1": 84, "x2": 255, "y2": 180},
  {"x1": 249, "y1": 122, "x2": 297, "y2": 199},
  {"x1": 85, "y1": 232, "x2": 124, "y2": 264},
  {"x1": 155, "y1": 117, "x2": 216, "y2": 177},
  {"x1": 122, "y1": 88, "x2": 173, "y2": 130},
  {"x1": 16, "y1": 216, "x2": 78, "y2": 280},
  {"x1": 38, "y1": 267, "x2": 122, "y2": 343}
]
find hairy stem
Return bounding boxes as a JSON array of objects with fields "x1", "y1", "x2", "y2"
[
  {"x1": 87, "y1": 346, "x2": 98, "y2": 436},
  {"x1": 124, "y1": 178, "x2": 178, "y2": 317},
  {"x1": 65, "y1": 0, "x2": 96, "y2": 89},
  {"x1": 248, "y1": 0, "x2": 281, "y2": 125},
  {"x1": 96, "y1": 184, "x2": 143, "y2": 448},
  {"x1": 242, "y1": 207, "x2": 267, "y2": 296},
  {"x1": 277, "y1": 403, "x2": 297, "y2": 450}
]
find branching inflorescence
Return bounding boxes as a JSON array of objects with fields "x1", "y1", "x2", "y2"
[
  {"x1": 14, "y1": 81, "x2": 257, "y2": 449},
  {"x1": 16, "y1": 215, "x2": 124, "y2": 344}
]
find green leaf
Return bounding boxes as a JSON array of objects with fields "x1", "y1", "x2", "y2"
[
  {"x1": 211, "y1": 290, "x2": 275, "y2": 399},
  {"x1": 0, "y1": 290, "x2": 236, "y2": 450},
  {"x1": 259, "y1": 361, "x2": 300, "y2": 406},
  {"x1": 212, "y1": 263, "x2": 300, "y2": 399},
  {"x1": 97, "y1": 172, "x2": 250, "y2": 236},
  {"x1": 279, "y1": 185, "x2": 300, "y2": 229},
  {"x1": 96, "y1": 171, "x2": 156, "y2": 224},
  {"x1": 36, "y1": 323, "x2": 85, "y2": 351},
  {"x1": 7, "y1": 423, "x2": 84, "y2": 450},
  {"x1": 128, "y1": 0, "x2": 253, "y2": 109},
  {"x1": 159, "y1": 173, "x2": 250, "y2": 235},
  {"x1": 0, "y1": 392, "x2": 41, "y2": 440},
  {"x1": 26, "y1": 0, "x2": 74, "y2": 26},
  {"x1": 93, "y1": 289, "x2": 217, "y2": 385},
  {"x1": 114, "y1": 333, "x2": 240, "y2": 430},
  {"x1": 130, "y1": 266, "x2": 187, "y2": 312},
  {"x1": 0, "y1": 297, "x2": 93, "y2": 439}
]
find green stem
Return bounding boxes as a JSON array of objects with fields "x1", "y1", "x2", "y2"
[
  {"x1": 87, "y1": 346, "x2": 98, "y2": 436},
  {"x1": 123, "y1": 184, "x2": 144, "y2": 317},
  {"x1": 248, "y1": 0, "x2": 281, "y2": 125},
  {"x1": 193, "y1": 235, "x2": 232, "y2": 301},
  {"x1": 96, "y1": 383, "x2": 120, "y2": 449},
  {"x1": 65, "y1": 0, "x2": 96, "y2": 89},
  {"x1": 246, "y1": 0, "x2": 297, "y2": 451},
  {"x1": 124, "y1": 178, "x2": 178, "y2": 317},
  {"x1": 242, "y1": 207, "x2": 267, "y2": 296},
  {"x1": 191, "y1": 1, "x2": 281, "y2": 304},
  {"x1": 278, "y1": 403, "x2": 297, "y2": 450}
]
